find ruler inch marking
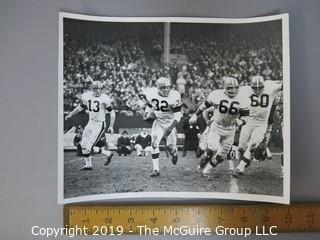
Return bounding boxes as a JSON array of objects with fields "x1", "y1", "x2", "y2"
[{"x1": 64, "y1": 203, "x2": 320, "y2": 234}]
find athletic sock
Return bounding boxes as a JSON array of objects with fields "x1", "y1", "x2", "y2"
[
  {"x1": 237, "y1": 160, "x2": 247, "y2": 172},
  {"x1": 152, "y1": 158, "x2": 159, "y2": 171},
  {"x1": 203, "y1": 163, "x2": 213, "y2": 174}
]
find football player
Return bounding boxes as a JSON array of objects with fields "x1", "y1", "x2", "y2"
[
  {"x1": 142, "y1": 77, "x2": 182, "y2": 177},
  {"x1": 65, "y1": 81, "x2": 115, "y2": 170},
  {"x1": 189, "y1": 77, "x2": 250, "y2": 177},
  {"x1": 233, "y1": 76, "x2": 282, "y2": 177}
]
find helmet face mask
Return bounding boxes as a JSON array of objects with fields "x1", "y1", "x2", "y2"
[
  {"x1": 156, "y1": 77, "x2": 171, "y2": 97},
  {"x1": 92, "y1": 81, "x2": 103, "y2": 97},
  {"x1": 251, "y1": 76, "x2": 264, "y2": 95},
  {"x1": 251, "y1": 85, "x2": 264, "y2": 95},
  {"x1": 225, "y1": 86, "x2": 239, "y2": 98},
  {"x1": 223, "y1": 77, "x2": 239, "y2": 98}
]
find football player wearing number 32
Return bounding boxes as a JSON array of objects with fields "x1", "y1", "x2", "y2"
[
  {"x1": 142, "y1": 77, "x2": 182, "y2": 177},
  {"x1": 189, "y1": 77, "x2": 250, "y2": 178},
  {"x1": 65, "y1": 81, "x2": 115, "y2": 170},
  {"x1": 233, "y1": 76, "x2": 283, "y2": 177}
]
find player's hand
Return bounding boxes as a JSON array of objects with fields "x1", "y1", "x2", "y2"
[
  {"x1": 107, "y1": 127, "x2": 114, "y2": 134},
  {"x1": 65, "y1": 114, "x2": 72, "y2": 121},
  {"x1": 189, "y1": 114, "x2": 198, "y2": 124},
  {"x1": 234, "y1": 118, "x2": 246, "y2": 127}
]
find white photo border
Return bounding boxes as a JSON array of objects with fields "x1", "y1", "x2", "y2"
[{"x1": 58, "y1": 12, "x2": 290, "y2": 204}]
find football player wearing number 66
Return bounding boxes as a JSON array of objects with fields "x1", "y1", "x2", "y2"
[
  {"x1": 189, "y1": 77, "x2": 250, "y2": 178},
  {"x1": 233, "y1": 76, "x2": 283, "y2": 177},
  {"x1": 65, "y1": 81, "x2": 115, "y2": 170},
  {"x1": 142, "y1": 77, "x2": 182, "y2": 177}
]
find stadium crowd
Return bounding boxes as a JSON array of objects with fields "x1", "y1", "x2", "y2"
[{"x1": 64, "y1": 20, "x2": 283, "y2": 113}]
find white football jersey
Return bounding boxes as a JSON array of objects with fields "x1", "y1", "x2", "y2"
[
  {"x1": 207, "y1": 89, "x2": 250, "y2": 127},
  {"x1": 240, "y1": 80, "x2": 282, "y2": 124},
  {"x1": 81, "y1": 91, "x2": 112, "y2": 122},
  {"x1": 144, "y1": 87, "x2": 181, "y2": 126}
]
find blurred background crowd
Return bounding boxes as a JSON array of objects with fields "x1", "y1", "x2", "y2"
[{"x1": 63, "y1": 20, "x2": 283, "y2": 114}]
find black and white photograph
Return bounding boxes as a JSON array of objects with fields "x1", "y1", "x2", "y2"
[{"x1": 58, "y1": 13, "x2": 290, "y2": 204}]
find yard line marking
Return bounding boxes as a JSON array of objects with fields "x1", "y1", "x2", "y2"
[
  {"x1": 228, "y1": 160, "x2": 239, "y2": 193},
  {"x1": 65, "y1": 158, "x2": 82, "y2": 164}
]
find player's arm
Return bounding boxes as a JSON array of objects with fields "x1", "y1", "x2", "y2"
[
  {"x1": 202, "y1": 106, "x2": 215, "y2": 126},
  {"x1": 65, "y1": 102, "x2": 86, "y2": 120},
  {"x1": 234, "y1": 108, "x2": 249, "y2": 127},
  {"x1": 273, "y1": 80, "x2": 283, "y2": 91},
  {"x1": 189, "y1": 98, "x2": 215, "y2": 124}
]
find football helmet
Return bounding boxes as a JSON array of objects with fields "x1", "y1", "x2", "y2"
[
  {"x1": 91, "y1": 81, "x2": 103, "y2": 97},
  {"x1": 251, "y1": 76, "x2": 264, "y2": 95},
  {"x1": 156, "y1": 77, "x2": 171, "y2": 97},
  {"x1": 223, "y1": 77, "x2": 239, "y2": 98}
]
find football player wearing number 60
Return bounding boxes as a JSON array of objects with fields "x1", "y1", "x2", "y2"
[
  {"x1": 142, "y1": 77, "x2": 182, "y2": 177},
  {"x1": 189, "y1": 77, "x2": 250, "y2": 178},
  {"x1": 233, "y1": 76, "x2": 283, "y2": 177},
  {"x1": 65, "y1": 81, "x2": 115, "y2": 170}
]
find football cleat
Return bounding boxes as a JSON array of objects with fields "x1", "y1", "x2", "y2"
[
  {"x1": 104, "y1": 153, "x2": 113, "y2": 166},
  {"x1": 223, "y1": 77, "x2": 239, "y2": 98},
  {"x1": 80, "y1": 166, "x2": 92, "y2": 171},
  {"x1": 172, "y1": 154, "x2": 178, "y2": 165},
  {"x1": 150, "y1": 170, "x2": 160, "y2": 177},
  {"x1": 251, "y1": 75, "x2": 264, "y2": 95},
  {"x1": 232, "y1": 168, "x2": 244, "y2": 178},
  {"x1": 201, "y1": 172, "x2": 210, "y2": 179}
]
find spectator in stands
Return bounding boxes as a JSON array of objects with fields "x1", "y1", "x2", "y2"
[
  {"x1": 63, "y1": 21, "x2": 283, "y2": 115},
  {"x1": 176, "y1": 74, "x2": 187, "y2": 98},
  {"x1": 117, "y1": 130, "x2": 132, "y2": 156},
  {"x1": 134, "y1": 128, "x2": 152, "y2": 156}
]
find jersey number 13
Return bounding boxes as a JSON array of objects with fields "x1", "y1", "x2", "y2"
[{"x1": 88, "y1": 100, "x2": 100, "y2": 112}]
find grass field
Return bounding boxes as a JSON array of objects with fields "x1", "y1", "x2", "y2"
[{"x1": 64, "y1": 150, "x2": 283, "y2": 199}]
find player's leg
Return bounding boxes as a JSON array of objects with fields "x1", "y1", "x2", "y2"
[
  {"x1": 150, "y1": 120, "x2": 164, "y2": 177},
  {"x1": 234, "y1": 124, "x2": 267, "y2": 176},
  {"x1": 166, "y1": 128, "x2": 178, "y2": 165},
  {"x1": 144, "y1": 146, "x2": 152, "y2": 157},
  {"x1": 244, "y1": 124, "x2": 267, "y2": 160},
  {"x1": 253, "y1": 124, "x2": 273, "y2": 161},
  {"x1": 201, "y1": 126, "x2": 220, "y2": 175},
  {"x1": 82, "y1": 122, "x2": 106, "y2": 169},
  {"x1": 80, "y1": 122, "x2": 94, "y2": 170},
  {"x1": 197, "y1": 126, "x2": 209, "y2": 158},
  {"x1": 202, "y1": 129, "x2": 234, "y2": 177},
  {"x1": 90, "y1": 124, "x2": 113, "y2": 166},
  {"x1": 233, "y1": 124, "x2": 253, "y2": 176},
  {"x1": 135, "y1": 144, "x2": 143, "y2": 156}
]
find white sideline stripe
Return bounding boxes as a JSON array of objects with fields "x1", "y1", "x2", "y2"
[
  {"x1": 65, "y1": 158, "x2": 83, "y2": 164},
  {"x1": 228, "y1": 160, "x2": 239, "y2": 193}
]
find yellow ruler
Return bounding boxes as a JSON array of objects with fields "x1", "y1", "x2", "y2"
[{"x1": 64, "y1": 203, "x2": 320, "y2": 235}]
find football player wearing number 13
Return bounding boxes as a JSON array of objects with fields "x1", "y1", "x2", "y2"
[
  {"x1": 189, "y1": 77, "x2": 250, "y2": 178},
  {"x1": 65, "y1": 81, "x2": 115, "y2": 170},
  {"x1": 143, "y1": 77, "x2": 182, "y2": 177},
  {"x1": 233, "y1": 76, "x2": 283, "y2": 177}
]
